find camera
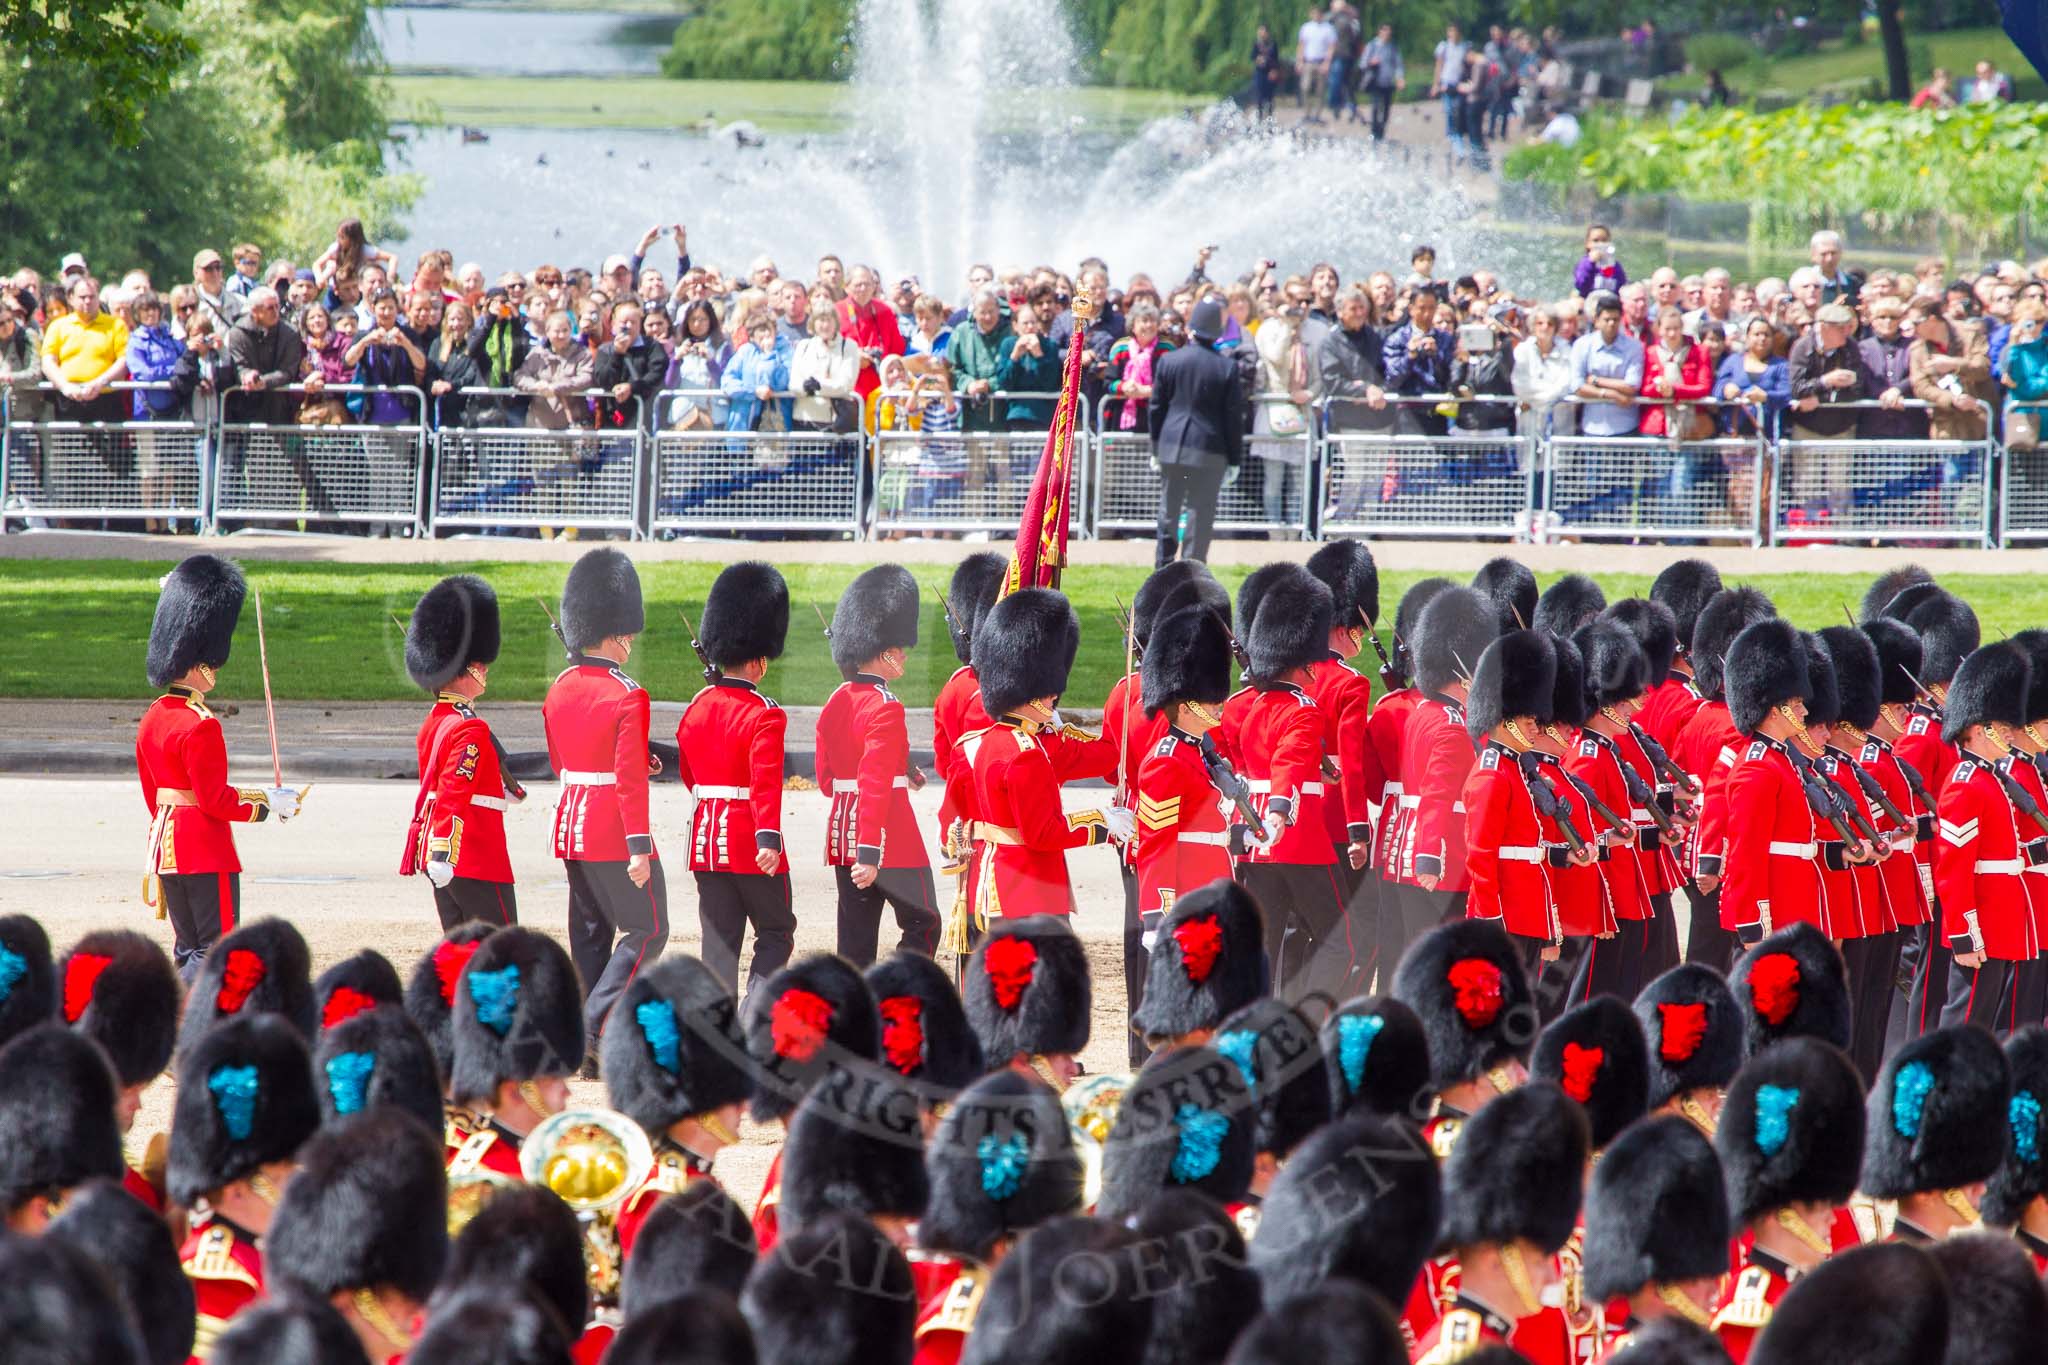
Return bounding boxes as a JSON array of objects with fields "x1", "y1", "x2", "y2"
[{"x1": 1457, "y1": 322, "x2": 1496, "y2": 353}]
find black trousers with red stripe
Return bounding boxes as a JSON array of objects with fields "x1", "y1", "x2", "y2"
[
  {"x1": 434, "y1": 877, "x2": 518, "y2": 932},
  {"x1": 163, "y1": 871, "x2": 238, "y2": 983},
  {"x1": 833, "y1": 865, "x2": 940, "y2": 968},
  {"x1": 1840, "y1": 931, "x2": 1903, "y2": 1083},
  {"x1": 1941, "y1": 952, "x2": 2021, "y2": 1033},
  {"x1": 1240, "y1": 861, "x2": 1354, "y2": 1008},
  {"x1": 566, "y1": 858, "x2": 669, "y2": 1042},
  {"x1": 697, "y1": 870, "x2": 795, "y2": 1002}
]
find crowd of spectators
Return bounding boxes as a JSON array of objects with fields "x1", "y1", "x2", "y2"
[{"x1": 4, "y1": 216, "x2": 2048, "y2": 539}]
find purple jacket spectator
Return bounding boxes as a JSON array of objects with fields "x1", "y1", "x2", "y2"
[
  {"x1": 1857, "y1": 332, "x2": 1928, "y2": 440},
  {"x1": 1574, "y1": 256, "x2": 1628, "y2": 298}
]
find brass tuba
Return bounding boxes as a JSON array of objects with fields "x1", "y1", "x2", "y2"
[
  {"x1": 1061, "y1": 1071, "x2": 1130, "y2": 1211},
  {"x1": 519, "y1": 1108, "x2": 655, "y2": 1305},
  {"x1": 446, "y1": 1169, "x2": 520, "y2": 1240}
]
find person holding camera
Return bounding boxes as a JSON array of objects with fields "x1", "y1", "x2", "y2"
[
  {"x1": 1451, "y1": 301, "x2": 1519, "y2": 437},
  {"x1": 466, "y1": 285, "x2": 532, "y2": 427},
  {"x1": 1382, "y1": 289, "x2": 1459, "y2": 435}
]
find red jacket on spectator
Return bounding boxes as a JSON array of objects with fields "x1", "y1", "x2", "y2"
[
  {"x1": 1639, "y1": 339, "x2": 1714, "y2": 436},
  {"x1": 838, "y1": 297, "x2": 903, "y2": 399}
]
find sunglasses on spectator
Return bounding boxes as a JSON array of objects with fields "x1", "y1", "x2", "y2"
[
  {"x1": 176, "y1": 303, "x2": 197, "y2": 314},
  {"x1": 536, "y1": 274, "x2": 563, "y2": 285}
]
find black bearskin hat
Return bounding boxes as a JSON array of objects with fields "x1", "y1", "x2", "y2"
[
  {"x1": 920, "y1": 1068, "x2": 1083, "y2": 1263},
  {"x1": 0, "y1": 1233, "x2": 148, "y2": 1365},
  {"x1": 46, "y1": 1178, "x2": 197, "y2": 1365},
  {"x1": 1862, "y1": 1024, "x2": 2011, "y2": 1200},
  {"x1": 1216, "y1": 997, "x2": 1331, "y2": 1159},
  {"x1": 1472, "y1": 557, "x2": 1538, "y2": 635},
  {"x1": 1689, "y1": 587, "x2": 1775, "y2": 701},
  {"x1": 1321, "y1": 994, "x2": 1431, "y2": 1123},
  {"x1": 1725, "y1": 619, "x2": 1807, "y2": 736},
  {"x1": 1550, "y1": 630, "x2": 1589, "y2": 728},
  {"x1": 1582, "y1": 1115, "x2": 1730, "y2": 1302},
  {"x1": 59, "y1": 929, "x2": 177, "y2": 1088},
  {"x1": 830, "y1": 564, "x2": 920, "y2": 678},
  {"x1": 1605, "y1": 598, "x2": 1680, "y2": 688},
  {"x1": 1880, "y1": 581, "x2": 1945, "y2": 624},
  {"x1": 1581, "y1": 619, "x2": 1653, "y2": 709},
  {"x1": 1132, "y1": 878, "x2": 1268, "y2": 1042},
  {"x1": 699, "y1": 561, "x2": 790, "y2": 668},
  {"x1": 1800, "y1": 631, "x2": 1840, "y2": 728},
  {"x1": 959, "y1": 1216, "x2": 1153, "y2": 1365},
  {"x1": 1134, "y1": 560, "x2": 1221, "y2": 650},
  {"x1": 945, "y1": 552, "x2": 1008, "y2": 663},
  {"x1": 610, "y1": 1292, "x2": 755, "y2": 1365},
  {"x1": 559, "y1": 546, "x2": 644, "y2": 652},
  {"x1": 442, "y1": 1182, "x2": 587, "y2": 1344},
  {"x1": 1943, "y1": 642, "x2": 2030, "y2": 745},
  {"x1": 1225, "y1": 1282, "x2": 1408, "y2": 1365},
  {"x1": 744, "y1": 953, "x2": 880, "y2": 1123},
  {"x1": 1910, "y1": 591, "x2": 1979, "y2": 686},
  {"x1": 267, "y1": 1108, "x2": 448, "y2": 1303},
  {"x1": 1246, "y1": 565, "x2": 1333, "y2": 682},
  {"x1": 405, "y1": 574, "x2": 500, "y2": 692},
  {"x1": 2014, "y1": 628, "x2": 2048, "y2": 724},
  {"x1": 1863, "y1": 617, "x2": 1923, "y2": 708},
  {"x1": 1532, "y1": 995, "x2": 1650, "y2": 1150},
  {"x1": 1927, "y1": 1232, "x2": 2048, "y2": 1365},
  {"x1": 1634, "y1": 963, "x2": 1743, "y2": 1110},
  {"x1": 1983, "y1": 1025, "x2": 2048, "y2": 1227},
  {"x1": 314, "y1": 949, "x2": 402, "y2": 1034},
  {"x1": 1142, "y1": 604, "x2": 1236, "y2": 717},
  {"x1": 175, "y1": 916, "x2": 316, "y2": 1060},
  {"x1": 866, "y1": 950, "x2": 984, "y2": 1101},
  {"x1": 1414, "y1": 585, "x2": 1498, "y2": 696},
  {"x1": 1748, "y1": 1244, "x2": 1949, "y2": 1365},
  {"x1": 1861, "y1": 565, "x2": 1935, "y2": 623},
  {"x1": 208, "y1": 1294, "x2": 366, "y2": 1365},
  {"x1": 1716, "y1": 1036, "x2": 1866, "y2": 1221},
  {"x1": 1439, "y1": 1081, "x2": 1589, "y2": 1256},
  {"x1": 744, "y1": 1211, "x2": 917, "y2": 1365},
  {"x1": 1534, "y1": 573, "x2": 1607, "y2": 637},
  {"x1": 0, "y1": 1025, "x2": 123, "y2": 1213},
  {"x1": 1249, "y1": 1112, "x2": 1443, "y2": 1306},
  {"x1": 1819, "y1": 624, "x2": 1882, "y2": 732},
  {"x1": 1306, "y1": 538, "x2": 1380, "y2": 627},
  {"x1": 976, "y1": 587, "x2": 1080, "y2": 718},
  {"x1": 965, "y1": 917, "x2": 1092, "y2": 1062},
  {"x1": 407, "y1": 1286, "x2": 569, "y2": 1365},
  {"x1": 780, "y1": 1060, "x2": 930, "y2": 1231},
  {"x1": 1650, "y1": 559, "x2": 1723, "y2": 651},
  {"x1": 404, "y1": 922, "x2": 496, "y2": 1083},
  {"x1": 0, "y1": 915, "x2": 53, "y2": 1053},
  {"x1": 1391, "y1": 577, "x2": 1456, "y2": 682},
  {"x1": 1235, "y1": 562, "x2": 1299, "y2": 642},
  {"x1": 1603, "y1": 1317, "x2": 1730, "y2": 1365},
  {"x1": 168, "y1": 1014, "x2": 320, "y2": 1206},
  {"x1": 604, "y1": 954, "x2": 752, "y2": 1138},
  {"x1": 313, "y1": 1005, "x2": 442, "y2": 1134},
  {"x1": 1465, "y1": 628, "x2": 1556, "y2": 741},
  {"x1": 147, "y1": 554, "x2": 245, "y2": 687},
  {"x1": 1732, "y1": 922, "x2": 1851, "y2": 1056},
  {"x1": 1131, "y1": 1192, "x2": 1263, "y2": 1365},
  {"x1": 1394, "y1": 919, "x2": 1538, "y2": 1093},
  {"x1": 1097, "y1": 1044, "x2": 1257, "y2": 1222},
  {"x1": 447, "y1": 927, "x2": 585, "y2": 1107},
  {"x1": 620, "y1": 1181, "x2": 758, "y2": 1314}
]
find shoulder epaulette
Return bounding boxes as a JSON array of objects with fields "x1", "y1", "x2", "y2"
[
  {"x1": 651, "y1": 1149, "x2": 696, "y2": 1196},
  {"x1": 1478, "y1": 748, "x2": 1499, "y2": 771},
  {"x1": 609, "y1": 667, "x2": 643, "y2": 693},
  {"x1": 1955, "y1": 759, "x2": 1980, "y2": 781},
  {"x1": 1907, "y1": 714, "x2": 1933, "y2": 735},
  {"x1": 1417, "y1": 1308, "x2": 1489, "y2": 1364},
  {"x1": 1710, "y1": 1265, "x2": 1777, "y2": 1330},
  {"x1": 1428, "y1": 1116, "x2": 1463, "y2": 1159},
  {"x1": 448, "y1": 1127, "x2": 502, "y2": 1178},
  {"x1": 178, "y1": 692, "x2": 214, "y2": 719},
  {"x1": 184, "y1": 1224, "x2": 260, "y2": 1290},
  {"x1": 1152, "y1": 734, "x2": 1177, "y2": 759},
  {"x1": 918, "y1": 1261, "x2": 988, "y2": 1337},
  {"x1": 870, "y1": 682, "x2": 900, "y2": 704},
  {"x1": 1861, "y1": 740, "x2": 1881, "y2": 764},
  {"x1": 1579, "y1": 737, "x2": 1600, "y2": 757},
  {"x1": 1746, "y1": 740, "x2": 1769, "y2": 761}
]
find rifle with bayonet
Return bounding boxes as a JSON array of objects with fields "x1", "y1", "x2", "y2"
[
  {"x1": 678, "y1": 606, "x2": 717, "y2": 682},
  {"x1": 1519, "y1": 752, "x2": 1591, "y2": 860}
]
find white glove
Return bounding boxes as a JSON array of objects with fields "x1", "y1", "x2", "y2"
[
  {"x1": 425, "y1": 858, "x2": 455, "y2": 888},
  {"x1": 265, "y1": 786, "x2": 301, "y2": 821},
  {"x1": 1261, "y1": 811, "x2": 1287, "y2": 848},
  {"x1": 1103, "y1": 806, "x2": 1137, "y2": 843},
  {"x1": 1222, "y1": 462, "x2": 1241, "y2": 489}
]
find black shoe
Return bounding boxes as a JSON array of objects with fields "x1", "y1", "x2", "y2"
[{"x1": 579, "y1": 1049, "x2": 602, "y2": 1081}]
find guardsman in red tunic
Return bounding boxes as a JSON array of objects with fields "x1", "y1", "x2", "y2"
[
  {"x1": 1602, "y1": 598, "x2": 1694, "y2": 982},
  {"x1": 543, "y1": 548, "x2": 667, "y2": 1047},
  {"x1": 601, "y1": 954, "x2": 752, "y2": 1257},
  {"x1": 1133, "y1": 605, "x2": 1241, "y2": 937},
  {"x1": 1568, "y1": 621, "x2": 1664, "y2": 1003},
  {"x1": 1580, "y1": 1115, "x2": 1730, "y2": 1358},
  {"x1": 2004, "y1": 629, "x2": 2048, "y2": 1029},
  {"x1": 1985, "y1": 1027, "x2": 2048, "y2": 1268},
  {"x1": 139, "y1": 555, "x2": 297, "y2": 981},
  {"x1": 960, "y1": 589, "x2": 1132, "y2": 925},
  {"x1": 1414, "y1": 1081, "x2": 1584, "y2": 1365},
  {"x1": 1303, "y1": 539, "x2": 1381, "y2": 986},
  {"x1": 818, "y1": 564, "x2": 941, "y2": 966},
  {"x1": 168, "y1": 1014, "x2": 320, "y2": 1360},
  {"x1": 1866, "y1": 1025, "x2": 2011, "y2": 1248},
  {"x1": 1640, "y1": 558, "x2": 1721, "y2": 749},
  {"x1": 1933, "y1": 643, "x2": 2043, "y2": 1032},
  {"x1": 58, "y1": 929, "x2": 180, "y2": 1213},
  {"x1": 0, "y1": 1026, "x2": 123, "y2": 1240},
  {"x1": 675, "y1": 562, "x2": 794, "y2": 998},
  {"x1": 1397, "y1": 586, "x2": 1499, "y2": 962},
  {"x1": 934, "y1": 554, "x2": 1006, "y2": 887},
  {"x1": 1370, "y1": 577, "x2": 1455, "y2": 987},
  {"x1": 1635, "y1": 962, "x2": 1744, "y2": 1139},
  {"x1": 1710, "y1": 1036, "x2": 1863, "y2": 1363},
  {"x1": 740, "y1": 953, "x2": 883, "y2": 1253},
  {"x1": 404, "y1": 573, "x2": 519, "y2": 931},
  {"x1": 446, "y1": 927, "x2": 585, "y2": 1182},
  {"x1": 911, "y1": 1068, "x2": 1083, "y2": 1365}
]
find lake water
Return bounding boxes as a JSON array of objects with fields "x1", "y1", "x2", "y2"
[{"x1": 372, "y1": 6, "x2": 674, "y2": 75}]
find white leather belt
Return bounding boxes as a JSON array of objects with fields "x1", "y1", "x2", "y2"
[
  {"x1": 1977, "y1": 859, "x2": 2024, "y2": 874},
  {"x1": 1769, "y1": 841, "x2": 1819, "y2": 858},
  {"x1": 1630, "y1": 807, "x2": 1652, "y2": 822},
  {"x1": 471, "y1": 796, "x2": 508, "y2": 812},
  {"x1": 692, "y1": 785, "x2": 750, "y2": 800},
  {"x1": 832, "y1": 777, "x2": 909, "y2": 793},
  {"x1": 1246, "y1": 779, "x2": 1325, "y2": 795},
  {"x1": 1890, "y1": 833, "x2": 1916, "y2": 851},
  {"x1": 1180, "y1": 831, "x2": 1230, "y2": 847},
  {"x1": 1384, "y1": 782, "x2": 1403, "y2": 797},
  {"x1": 1452, "y1": 801, "x2": 1466, "y2": 813},
  {"x1": 1499, "y1": 846, "x2": 1544, "y2": 863},
  {"x1": 1397, "y1": 794, "x2": 1421, "y2": 809},
  {"x1": 559, "y1": 770, "x2": 618, "y2": 786}
]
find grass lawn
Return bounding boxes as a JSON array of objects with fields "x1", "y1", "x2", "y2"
[
  {"x1": 1666, "y1": 25, "x2": 2042, "y2": 102},
  {"x1": 8, "y1": 559, "x2": 2048, "y2": 709},
  {"x1": 390, "y1": 74, "x2": 1200, "y2": 133}
]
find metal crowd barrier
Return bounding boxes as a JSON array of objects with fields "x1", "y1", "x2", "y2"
[
  {"x1": 431, "y1": 388, "x2": 643, "y2": 538},
  {"x1": 1998, "y1": 396, "x2": 2048, "y2": 545},
  {"x1": 1540, "y1": 398, "x2": 1768, "y2": 546},
  {"x1": 1, "y1": 383, "x2": 208, "y2": 530},
  {"x1": 214, "y1": 384, "x2": 429, "y2": 536},
  {"x1": 1093, "y1": 395, "x2": 1313, "y2": 540},
  {"x1": 1317, "y1": 395, "x2": 1536, "y2": 539},
  {"x1": 649, "y1": 389, "x2": 863, "y2": 537},
  {"x1": 870, "y1": 389, "x2": 1069, "y2": 536},
  {"x1": 1769, "y1": 399, "x2": 1994, "y2": 546}
]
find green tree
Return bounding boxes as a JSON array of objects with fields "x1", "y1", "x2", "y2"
[
  {"x1": 663, "y1": 0, "x2": 852, "y2": 81},
  {"x1": 0, "y1": 0, "x2": 196, "y2": 146}
]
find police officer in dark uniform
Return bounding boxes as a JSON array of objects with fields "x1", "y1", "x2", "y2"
[{"x1": 1148, "y1": 297, "x2": 1245, "y2": 567}]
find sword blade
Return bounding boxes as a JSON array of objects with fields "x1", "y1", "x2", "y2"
[{"x1": 252, "y1": 584, "x2": 283, "y2": 789}]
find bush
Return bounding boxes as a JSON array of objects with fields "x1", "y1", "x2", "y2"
[
  {"x1": 663, "y1": 0, "x2": 852, "y2": 82},
  {"x1": 1684, "y1": 32, "x2": 1755, "y2": 77}
]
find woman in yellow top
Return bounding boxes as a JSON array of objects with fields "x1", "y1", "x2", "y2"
[{"x1": 40, "y1": 274, "x2": 129, "y2": 422}]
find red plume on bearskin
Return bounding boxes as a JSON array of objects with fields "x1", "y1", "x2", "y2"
[
  {"x1": 1560, "y1": 1042, "x2": 1605, "y2": 1104},
  {"x1": 1748, "y1": 953, "x2": 1801, "y2": 1026},
  {"x1": 216, "y1": 949, "x2": 267, "y2": 1014},
  {"x1": 1657, "y1": 1001, "x2": 1710, "y2": 1062},
  {"x1": 322, "y1": 987, "x2": 379, "y2": 1030},
  {"x1": 1173, "y1": 916, "x2": 1225, "y2": 983},
  {"x1": 879, "y1": 996, "x2": 926, "y2": 1075},
  {"x1": 1447, "y1": 958, "x2": 1505, "y2": 1029},
  {"x1": 983, "y1": 936, "x2": 1040, "y2": 1010},
  {"x1": 772, "y1": 988, "x2": 833, "y2": 1062},
  {"x1": 62, "y1": 954, "x2": 112, "y2": 1023},
  {"x1": 434, "y1": 939, "x2": 481, "y2": 1005}
]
